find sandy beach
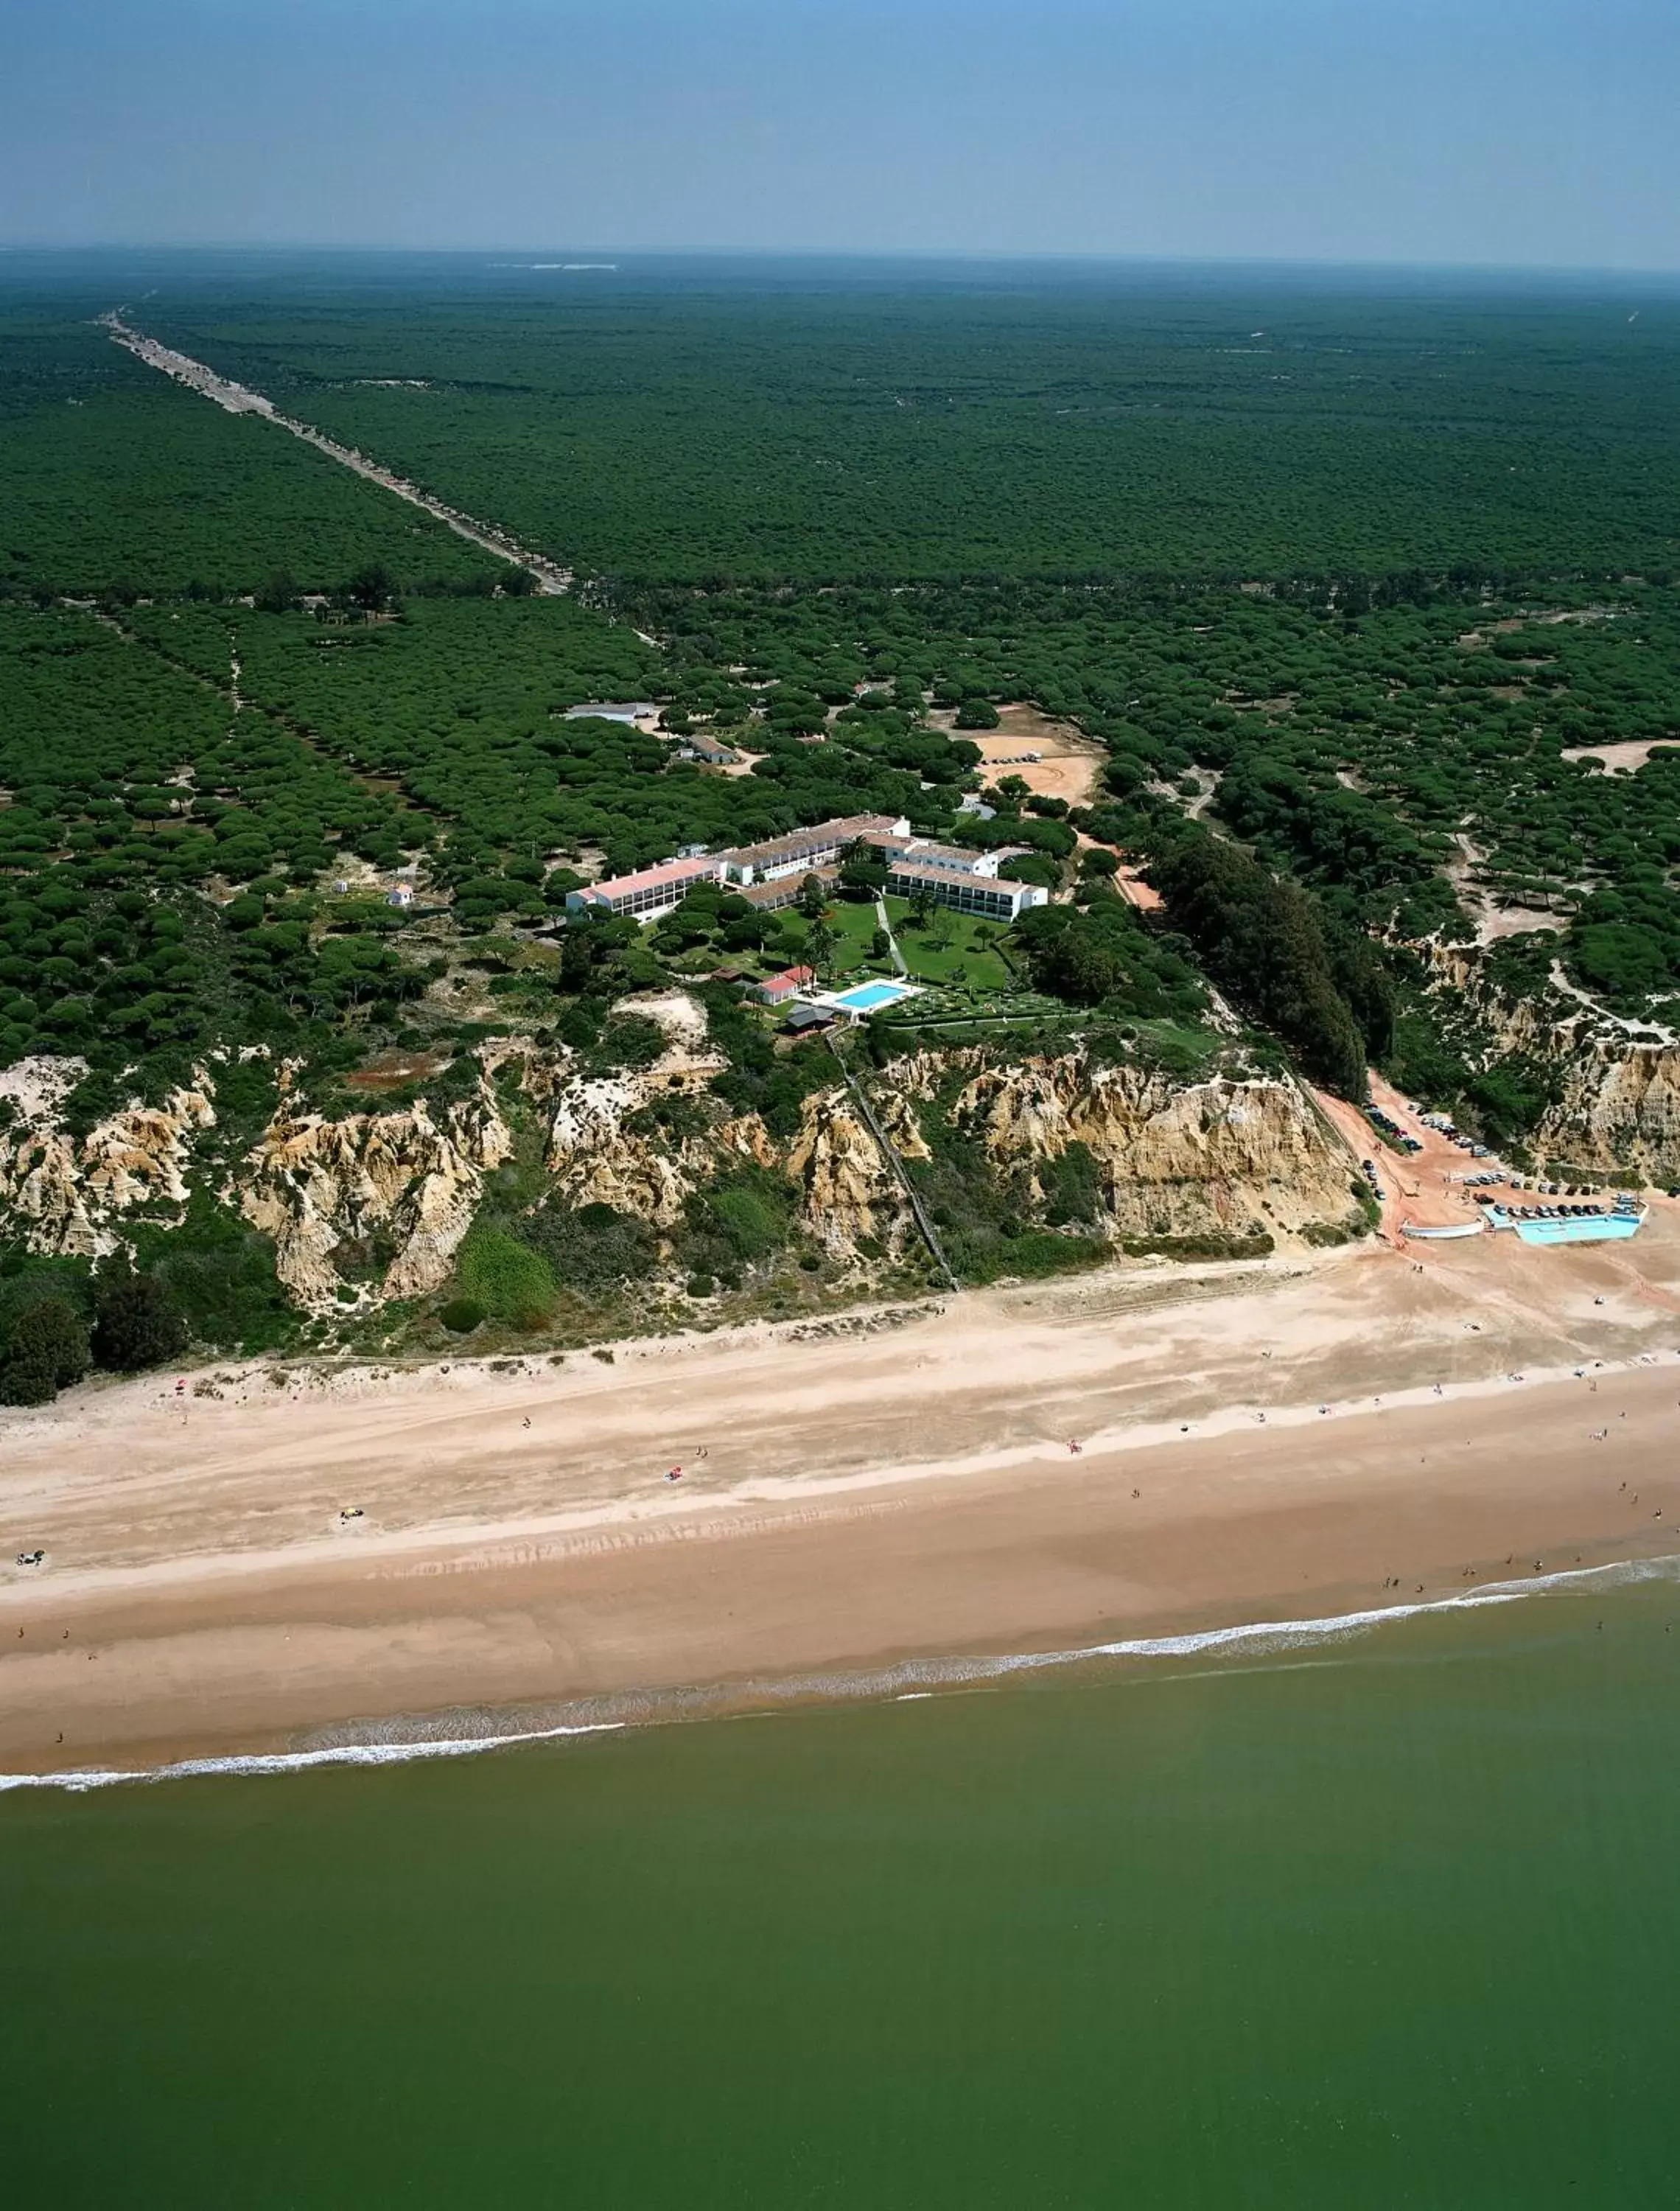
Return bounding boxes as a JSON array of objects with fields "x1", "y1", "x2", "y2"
[{"x1": 4, "y1": 1218, "x2": 1680, "y2": 1775}]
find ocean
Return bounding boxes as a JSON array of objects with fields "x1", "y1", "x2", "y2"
[{"x1": 5, "y1": 1567, "x2": 1680, "y2": 2207}]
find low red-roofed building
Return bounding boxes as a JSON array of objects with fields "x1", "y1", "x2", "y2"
[{"x1": 755, "y1": 965, "x2": 817, "y2": 1005}]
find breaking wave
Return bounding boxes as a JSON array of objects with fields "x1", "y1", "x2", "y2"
[{"x1": 7, "y1": 1553, "x2": 1677, "y2": 1795}]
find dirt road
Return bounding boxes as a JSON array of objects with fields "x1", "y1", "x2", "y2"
[{"x1": 100, "y1": 311, "x2": 574, "y2": 595}]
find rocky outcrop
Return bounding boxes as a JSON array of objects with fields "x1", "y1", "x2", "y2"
[
  {"x1": 786, "y1": 1090, "x2": 907, "y2": 1252},
  {"x1": 715, "y1": 1111, "x2": 778, "y2": 1169},
  {"x1": 1410, "y1": 938, "x2": 1680, "y2": 1176},
  {"x1": 544, "y1": 1071, "x2": 699, "y2": 1224},
  {"x1": 0, "y1": 1056, "x2": 217, "y2": 1258},
  {"x1": 239, "y1": 1072, "x2": 513, "y2": 1311},
  {"x1": 938, "y1": 1053, "x2": 1357, "y2": 1243},
  {"x1": 0, "y1": 1018, "x2": 1402, "y2": 1324},
  {"x1": 1537, "y1": 1042, "x2": 1680, "y2": 1177}
]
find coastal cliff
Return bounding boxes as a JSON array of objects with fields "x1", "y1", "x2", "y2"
[
  {"x1": 0, "y1": 1005, "x2": 1371, "y2": 1333},
  {"x1": 1537, "y1": 1042, "x2": 1680, "y2": 1178},
  {"x1": 238, "y1": 1066, "x2": 515, "y2": 1310},
  {"x1": 0, "y1": 1056, "x2": 217, "y2": 1259},
  {"x1": 937, "y1": 1055, "x2": 1357, "y2": 1241},
  {"x1": 1409, "y1": 937, "x2": 1680, "y2": 1177}
]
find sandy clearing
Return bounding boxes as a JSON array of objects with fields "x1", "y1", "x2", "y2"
[
  {"x1": 928, "y1": 703, "x2": 1107, "y2": 808},
  {"x1": 1561, "y1": 740, "x2": 1679, "y2": 775},
  {"x1": 1477, "y1": 904, "x2": 1567, "y2": 943}
]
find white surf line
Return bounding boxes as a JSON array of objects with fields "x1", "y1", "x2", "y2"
[
  {"x1": 99, "y1": 309, "x2": 573, "y2": 596},
  {"x1": 11, "y1": 1554, "x2": 1679, "y2": 1795},
  {"x1": 0, "y1": 1720, "x2": 626, "y2": 1795}
]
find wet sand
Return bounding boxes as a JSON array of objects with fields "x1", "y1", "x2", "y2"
[{"x1": 4, "y1": 1226, "x2": 1680, "y2": 1773}]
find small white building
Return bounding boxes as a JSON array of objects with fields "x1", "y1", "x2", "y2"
[
  {"x1": 386, "y1": 884, "x2": 415, "y2": 909},
  {"x1": 562, "y1": 702, "x2": 660, "y2": 726}
]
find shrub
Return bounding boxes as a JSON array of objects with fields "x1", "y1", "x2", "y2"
[
  {"x1": 136, "y1": 1198, "x2": 293, "y2": 1352},
  {"x1": 1040, "y1": 1141, "x2": 1103, "y2": 1226},
  {"x1": 519, "y1": 1201, "x2": 658, "y2": 1293},
  {"x1": 956, "y1": 1229, "x2": 1110, "y2": 1285},
  {"x1": 456, "y1": 1226, "x2": 556, "y2": 1326},
  {"x1": 439, "y1": 1298, "x2": 486, "y2": 1333},
  {"x1": 1307, "y1": 1219, "x2": 1361, "y2": 1246},
  {"x1": 0, "y1": 1297, "x2": 91, "y2": 1404},
  {"x1": 686, "y1": 1272, "x2": 715, "y2": 1298},
  {"x1": 587, "y1": 1013, "x2": 668, "y2": 1073},
  {"x1": 91, "y1": 1261, "x2": 189, "y2": 1372},
  {"x1": 1119, "y1": 1230, "x2": 1275, "y2": 1261},
  {"x1": 682, "y1": 1170, "x2": 794, "y2": 1270}
]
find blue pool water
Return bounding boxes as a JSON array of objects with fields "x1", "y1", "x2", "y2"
[
  {"x1": 830, "y1": 979, "x2": 917, "y2": 1013},
  {"x1": 1494, "y1": 1212, "x2": 1643, "y2": 1245}
]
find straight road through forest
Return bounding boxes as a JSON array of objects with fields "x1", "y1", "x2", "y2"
[{"x1": 99, "y1": 310, "x2": 575, "y2": 596}]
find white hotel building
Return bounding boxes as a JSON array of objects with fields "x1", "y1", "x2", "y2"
[{"x1": 566, "y1": 814, "x2": 1048, "y2": 924}]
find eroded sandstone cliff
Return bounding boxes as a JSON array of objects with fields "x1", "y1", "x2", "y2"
[
  {"x1": 1410, "y1": 937, "x2": 1680, "y2": 1176},
  {"x1": 937, "y1": 1054, "x2": 1357, "y2": 1241},
  {"x1": 0, "y1": 1021, "x2": 1376, "y2": 1311},
  {"x1": 238, "y1": 1065, "x2": 515, "y2": 1310},
  {"x1": 0, "y1": 1056, "x2": 217, "y2": 1258},
  {"x1": 1537, "y1": 1042, "x2": 1680, "y2": 1177}
]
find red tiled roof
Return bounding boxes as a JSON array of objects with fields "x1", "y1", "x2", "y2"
[{"x1": 581, "y1": 855, "x2": 721, "y2": 900}]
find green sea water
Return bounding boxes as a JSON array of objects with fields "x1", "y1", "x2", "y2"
[{"x1": 6, "y1": 1573, "x2": 1680, "y2": 2207}]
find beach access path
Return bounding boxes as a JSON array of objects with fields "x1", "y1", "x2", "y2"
[{"x1": 5, "y1": 1215, "x2": 1680, "y2": 1774}]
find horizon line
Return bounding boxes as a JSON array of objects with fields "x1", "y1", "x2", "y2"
[{"x1": 1, "y1": 242, "x2": 1679, "y2": 284}]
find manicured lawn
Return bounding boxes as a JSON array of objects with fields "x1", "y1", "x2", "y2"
[
  {"x1": 883, "y1": 898, "x2": 1016, "y2": 991},
  {"x1": 822, "y1": 895, "x2": 892, "y2": 976}
]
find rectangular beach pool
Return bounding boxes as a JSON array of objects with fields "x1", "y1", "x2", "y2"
[{"x1": 1506, "y1": 1214, "x2": 1643, "y2": 1245}]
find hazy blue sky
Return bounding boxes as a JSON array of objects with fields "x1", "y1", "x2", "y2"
[{"x1": 2, "y1": 0, "x2": 1673, "y2": 269}]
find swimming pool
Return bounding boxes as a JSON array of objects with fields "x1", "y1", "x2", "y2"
[
  {"x1": 827, "y1": 979, "x2": 920, "y2": 1013},
  {"x1": 1493, "y1": 1212, "x2": 1644, "y2": 1245}
]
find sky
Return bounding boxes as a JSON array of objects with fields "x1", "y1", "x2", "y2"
[{"x1": 1, "y1": 0, "x2": 1675, "y2": 270}]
